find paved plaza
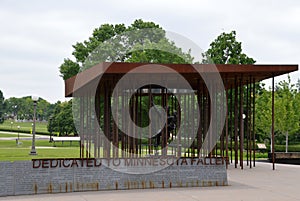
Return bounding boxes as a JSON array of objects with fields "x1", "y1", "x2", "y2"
[{"x1": 0, "y1": 161, "x2": 299, "y2": 201}]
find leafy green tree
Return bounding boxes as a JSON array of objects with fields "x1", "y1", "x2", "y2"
[
  {"x1": 274, "y1": 77, "x2": 299, "y2": 146},
  {"x1": 59, "y1": 59, "x2": 80, "y2": 81},
  {"x1": 36, "y1": 98, "x2": 52, "y2": 121},
  {"x1": 14, "y1": 97, "x2": 31, "y2": 120},
  {"x1": 202, "y1": 31, "x2": 255, "y2": 64},
  {"x1": 4, "y1": 97, "x2": 21, "y2": 119},
  {"x1": 59, "y1": 19, "x2": 193, "y2": 80},
  {"x1": 293, "y1": 91, "x2": 300, "y2": 143},
  {"x1": 47, "y1": 101, "x2": 61, "y2": 134},
  {"x1": 127, "y1": 38, "x2": 193, "y2": 64},
  {"x1": 255, "y1": 86, "x2": 272, "y2": 142},
  {"x1": 4, "y1": 96, "x2": 51, "y2": 121},
  {"x1": 48, "y1": 100, "x2": 76, "y2": 136},
  {"x1": 58, "y1": 19, "x2": 197, "y2": 137},
  {"x1": 202, "y1": 31, "x2": 256, "y2": 143},
  {"x1": 255, "y1": 76, "x2": 300, "y2": 145}
]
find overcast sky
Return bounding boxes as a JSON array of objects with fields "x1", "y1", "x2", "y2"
[{"x1": 0, "y1": 0, "x2": 299, "y2": 103}]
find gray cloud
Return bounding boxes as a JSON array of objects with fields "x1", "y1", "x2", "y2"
[{"x1": 0, "y1": 0, "x2": 299, "y2": 102}]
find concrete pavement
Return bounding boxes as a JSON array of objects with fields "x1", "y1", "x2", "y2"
[
  {"x1": 0, "y1": 131, "x2": 49, "y2": 141},
  {"x1": 0, "y1": 162, "x2": 299, "y2": 201}
]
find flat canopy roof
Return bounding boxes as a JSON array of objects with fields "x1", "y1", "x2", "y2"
[{"x1": 65, "y1": 62, "x2": 298, "y2": 97}]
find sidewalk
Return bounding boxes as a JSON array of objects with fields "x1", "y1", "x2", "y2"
[
  {"x1": 0, "y1": 162, "x2": 299, "y2": 201},
  {"x1": 0, "y1": 131, "x2": 49, "y2": 141}
]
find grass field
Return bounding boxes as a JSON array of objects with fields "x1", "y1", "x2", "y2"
[
  {"x1": 1, "y1": 130, "x2": 298, "y2": 161},
  {"x1": 0, "y1": 132, "x2": 269, "y2": 161},
  {"x1": 0, "y1": 133, "x2": 31, "y2": 138},
  {"x1": 0, "y1": 120, "x2": 49, "y2": 134},
  {"x1": 0, "y1": 132, "x2": 80, "y2": 161},
  {"x1": 0, "y1": 147, "x2": 80, "y2": 161}
]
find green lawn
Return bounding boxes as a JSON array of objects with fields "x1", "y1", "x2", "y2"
[
  {"x1": 0, "y1": 138, "x2": 269, "y2": 161},
  {"x1": 0, "y1": 133, "x2": 33, "y2": 138},
  {"x1": 0, "y1": 148, "x2": 80, "y2": 161},
  {"x1": 0, "y1": 120, "x2": 49, "y2": 134},
  {"x1": 0, "y1": 130, "x2": 297, "y2": 161},
  {"x1": 0, "y1": 139, "x2": 50, "y2": 147},
  {"x1": 0, "y1": 138, "x2": 80, "y2": 161}
]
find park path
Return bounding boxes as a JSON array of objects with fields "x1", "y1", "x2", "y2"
[
  {"x1": 0, "y1": 131, "x2": 49, "y2": 141},
  {"x1": 0, "y1": 161, "x2": 299, "y2": 201}
]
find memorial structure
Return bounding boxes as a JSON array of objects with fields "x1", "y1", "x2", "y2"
[
  {"x1": 65, "y1": 62, "x2": 298, "y2": 169},
  {"x1": 0, "y1": 62, "x2": 297, "y2": 196}
]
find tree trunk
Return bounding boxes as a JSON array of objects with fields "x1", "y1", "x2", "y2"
[{"x1": 285, "y1": 131, "x2": 288, "y2": 153}]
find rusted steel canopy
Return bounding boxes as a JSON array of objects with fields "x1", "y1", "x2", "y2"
[{"x1": 65, "y1": 62, "x2": 298, "y2": 97}]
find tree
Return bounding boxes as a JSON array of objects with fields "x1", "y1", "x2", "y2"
[
  {"x1": 202, "y1": 31, "x2": 255, "y2": 64},
  {"x1": 4, "y1": 96, "x2": 52, "y2": 121},
  {"x1": 274, "y1": 76, "x2": 299, "y2": 148},
  {"x1": 35, "y1": 98, "x2": 52, "y2": 121},
  {"x1": 4, "y1": 97, "x2": 21, "y2": 119},
  {"x1": 255, "y1": 76, "x2": 300, "y2": 146},
  {"x1": 255, "y1": 86, "x2": 272, "y2": 142},
  {"x1": 293, "y1": 91, "x2": 300, "y2": 143},
  {"x1": 126, "y1": 38, "x2": 193, "y2": 64},
  {"x1": 58, "y1": 19, "x2": 197, "y2": 138},
  {"x1": 59, "y1": 19, "x2": 193, "y2": 80},
  {"x1": 59, "y1": 59, "x2": 80, "y2": 81},
  {"x1": 0, "y1": 90, "x2": 4, "y2": 123},
  {"x1": 202, "y1": 31, "x2": 256, "y2": 143},
  {"x1": 296, "y1": 78, "x2": 300, "y2": 92},
  {"x1": 48, "y1": 100, "x2": 76, "y2": 136}
]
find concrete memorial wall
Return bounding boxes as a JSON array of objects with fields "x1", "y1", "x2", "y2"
[{"x1": 0, "y1": 157, "x2": 228, "y2": 196}]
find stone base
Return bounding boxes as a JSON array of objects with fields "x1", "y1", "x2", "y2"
[{"x1": 0, "y1": 157, "x2": 228, "y2": 196}]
